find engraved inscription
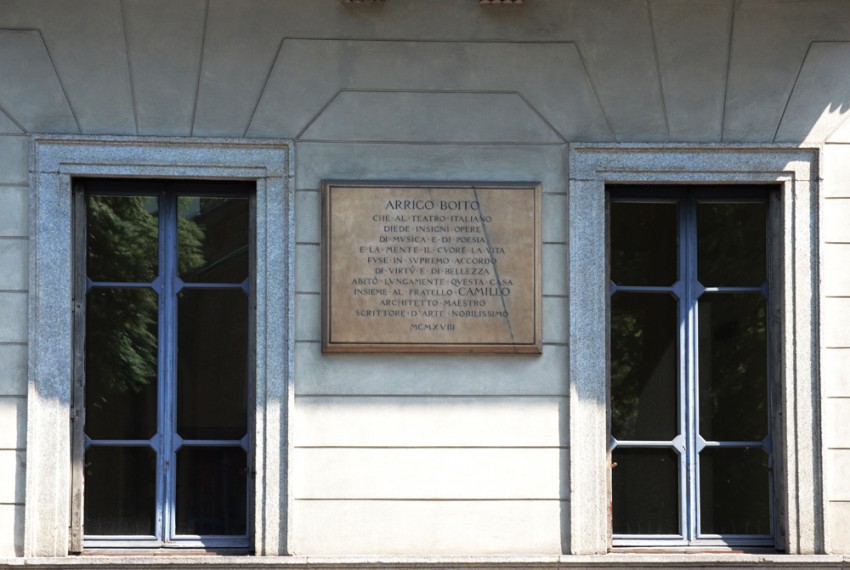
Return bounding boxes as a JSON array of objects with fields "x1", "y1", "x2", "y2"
[{"x1": 323, "y1": 184, "x2": 541, "y2": 353}]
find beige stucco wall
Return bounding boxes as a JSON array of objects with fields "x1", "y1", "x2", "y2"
[
  {"x1": 822, "y1": 143, "x2": 850, "y2": 554},
  {"x1": 1, "y1": 0, "x2": 849, "y2": 560}
]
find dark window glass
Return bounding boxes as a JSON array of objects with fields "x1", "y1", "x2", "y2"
[
  {"x1": 611, "y1": 293, "x2": 678, "y2": 441},
  {"x1": 697, "y1": 203, "x2": 767, "y2": 287},
  {"x1": 610, "y1": 202, "x2": 678, "y2": 287},
  {"x1": 699, "y1": 447, "x2": 771, "y2": 535},
  {"x1": 85, "y1": 288, "x2": 158, "y2": 440},
  {"x1": 612, "y1": 448, "x2": 679, "y2": 535},
  {"x1": 698, "y1": 293, "x2": 768, "y2": 441},
  {"x1": 84, "y1": 446, "x2": 156, "y2": 535},
  {"x1": 176, "y1": 447, "x2": 248, "y2": 535},
  {"x1": 179, "y1": 197, "x2": 249, "y2": 283},
  {"x1": 80, "y1": 180, "x2": 252, "y2": 547},
  {"x1": 609, "y1": 188, "x2": 773, "y2": 544},
  {"x1": 177, "y1": 289, "x2": 249, "y2": 440}
]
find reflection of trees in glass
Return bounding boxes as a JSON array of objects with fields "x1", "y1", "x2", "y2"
[
  {"x1": 611, "y1": 307, "x2": 641, "y2": 438},
  {"x1": 611, "y1": 294, "x2": 677, "y2": 441},
  {"x1": 86, "y1": 288, "x2": 158, "y2": 412},
  {"x1": 87, "y1": 196, "x2": 158, "y2": 282},
  {"x1": 177, "y1": 199, "x2": 206, "y2": 276},
  {"x1": 86, "y1": 196, "x2": 205, "y2": 406},
  {"x1": 699, "y1": 295, "x2": 767, "y2": 441}
]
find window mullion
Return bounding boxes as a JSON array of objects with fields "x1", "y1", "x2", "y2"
[
  {"x1": 682, "y1": 195, "x2": 700, "y2": 543},
  {"x1": 159, "y1": 191, "x2": 179, "y2": 544}
]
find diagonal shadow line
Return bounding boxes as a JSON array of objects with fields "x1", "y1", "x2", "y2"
[
  {"x1": 190, "y1": 0, "x2": 210, "y2": 137},
  {"x1": 0, "y1": 28, "x2": 78, "y2": 134},
  {"x1": 0, "y1": 101, "x2": 26, "y2": 134},
  {"x1": 243, "y1": 37, "x2": 285, "y2": 138},
  {"x1": 250, "y1": 37, "x2": 610, "y2": 143},
  {"x1": 646, "y1": 0, "x2": 671, "y2": 142},
  {"x1": 772, "y1": 40, "x2": 814, "y2": 143},
  {"x1": 774, "y1": 40, "x2": 850, "y2": 143},
  {"x1": 720, "y1": 0, "x2": 737, "y2": 142},
  {"x1": 572, "y1": 44, "x2": 617, "y2": 143},
  {"x1": 119, "y1": 0, "x2": 139, "y2": 135},
  {"x1": 825, "y1": 111, "x2": 850, "y2": 142},
  {"x1": 295, "y1": 88, "x2": 570, "y2": 144},
  {"x1": 34, "y1": 28, "x2": 81, "y2": 134}
]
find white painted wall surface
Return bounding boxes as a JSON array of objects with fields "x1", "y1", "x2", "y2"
[
  {"x1": 821, "y1": 143, "x2": 850, "y2": 554},
  {"x1": 0, "y1": 0, "x2": 849, "y2": 560}
]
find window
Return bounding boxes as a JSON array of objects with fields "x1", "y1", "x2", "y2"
[
  {"x1": 73, "y1": 179, "x2": 254, "y2": 549},
  {"x1": 608, "y1": 186, "x2": 774, "y2": 547},
  {"x1": 26, "y1": 136, "x2": 290, "y2": 557},
  {"x1": 567, "y1": 145, "x2": 821, "y2": 555}
]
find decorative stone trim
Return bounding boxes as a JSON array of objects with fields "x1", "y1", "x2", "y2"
[
  {"x1": 25, "y1": 136, "x2": 294, "y2": 557},
  {"x1": 567, "y1": 144, "x2": 823, "y2": 555}
]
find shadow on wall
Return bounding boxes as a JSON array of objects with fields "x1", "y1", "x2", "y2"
[
  {"x1": 6, "y1": 1, "x2": 850, "y2": 557},
  {"x1": 773, "y1": 42, "x2": 850, "y2": 143}
]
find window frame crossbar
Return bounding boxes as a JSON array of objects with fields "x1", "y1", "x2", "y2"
[{"x1": 608, "y1": 187, "x2": 775, "y2": 548}]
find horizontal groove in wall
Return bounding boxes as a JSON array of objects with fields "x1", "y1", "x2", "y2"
[
  {"x1": 293, "y1": 445, "x2": 569, "y2": 450},
  {"x1": 294, "y1": 394, "x2": 569, "y2": 399},
  {"x1": 293, "y1": 498, "x2": 567, "y2": 502},
  {"x1": 295, "y1": 139, "x2": 567, "y2": 147}
]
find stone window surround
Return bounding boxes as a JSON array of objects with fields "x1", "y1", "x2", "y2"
[
  {"x1": 20, "y1": 136, "x2": 825, "y2": 563},
  {"x1": 25, "y1": 135, "x2": 293, "y2": 557},
  {"x1": 567, "y1": 143, "x2": 824, "y2": 555}
]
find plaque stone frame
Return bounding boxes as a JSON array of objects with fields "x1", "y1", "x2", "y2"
[{"x1": 322, "y1": 181, "x2": 542, "y2": 354}]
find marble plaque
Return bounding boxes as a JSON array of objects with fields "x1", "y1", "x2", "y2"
[{"x1": 323, "y1": 182, "x2": 542, "y2": 353}]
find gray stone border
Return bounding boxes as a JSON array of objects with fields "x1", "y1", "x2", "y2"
[
  {"x1": 25, "y1": 136, "x2": 293, "y2": 557},
  {"x1": 567, "y1": 144, "x2": 823, "y2": 554}
]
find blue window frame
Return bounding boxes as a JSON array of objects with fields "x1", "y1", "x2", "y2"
[
  {"x1": 73, "y1": 179, "x2": 254, "y2": 549},
  {"x1": 608, "y1": 186, "x2": 775, "y2": 547}
]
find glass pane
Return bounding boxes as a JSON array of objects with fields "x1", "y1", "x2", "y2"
[
  {"x1": 698, "y1": 293, "x2": 768, "y2": 441},
  {"x1": 610, "y1": 202, "x2": 678, "y2": 286},
  {"x1": 178, "y1": 197, "x2": 249, "y2": 283},
  {"x1": 611, "y1": 293, "x2": 678, "y2": 441},
  {"x1": 87, "y1": 195, "x2": 158, "y2": 282},
  {"x1": 177, "y1": 289, "x2": 248, "y2": 440},
  {"x1": 700, "y1": 446, "x2": 771, "y2": 535},
  {"x1": 175, "y1": 447, "x2": 247, "y2": 535},
  {"x1": 84, "y1": 446, "x2": 156, "y2": 536},
  {"x1": 697, "y1": 202, "x2": 767, "y2": 287},
  {"x1": 85, "y1": 288, "x2": 158, "y2": 439},
  {"x1": 612, "y1": 447, "x2": 680, "y2": 535}
]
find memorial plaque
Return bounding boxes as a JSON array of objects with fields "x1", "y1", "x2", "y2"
[{"x1": 323, "y1": 182, "x2": 542, "y2": 353}]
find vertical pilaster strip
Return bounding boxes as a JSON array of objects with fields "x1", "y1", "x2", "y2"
[{"x1": 568, "y1": 150, "x2": 610, "y2": 554}]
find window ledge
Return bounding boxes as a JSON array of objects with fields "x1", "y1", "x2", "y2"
[{"x1": 0, "y1": 554, "x2": 848, "y2": 569}]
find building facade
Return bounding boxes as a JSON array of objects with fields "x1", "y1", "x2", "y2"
[{"x1": 1, "y1": 0, "x2": 849, "y2": 567}]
